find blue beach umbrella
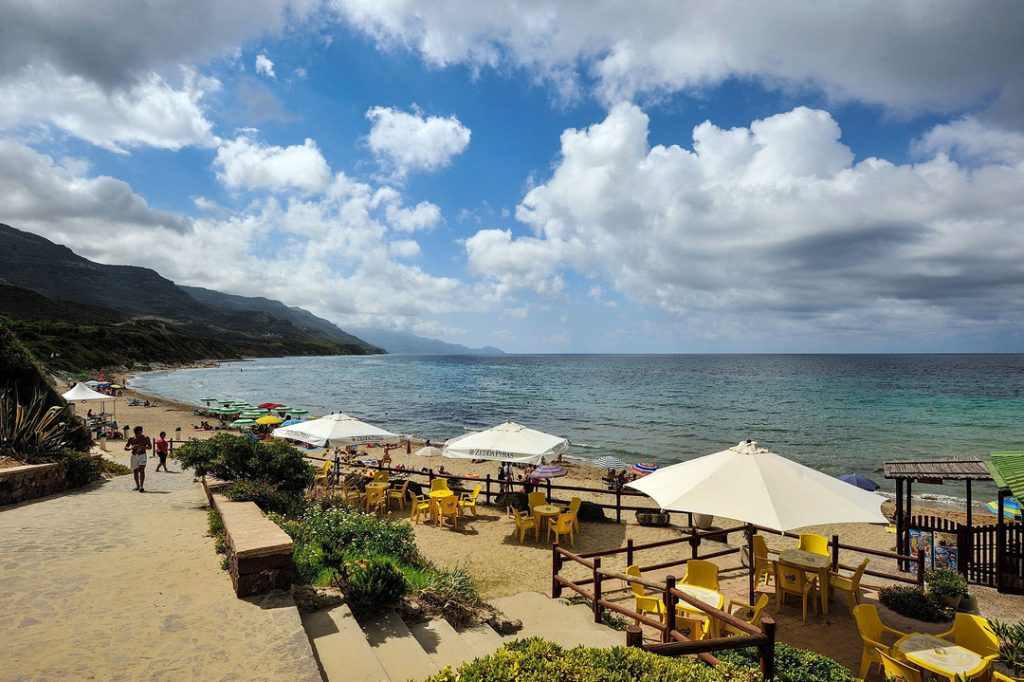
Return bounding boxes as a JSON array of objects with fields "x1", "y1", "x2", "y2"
[
  {"x1": 594, "y1": 456, "x2": 629, "y2": 470},
  {"x1": 838, "y1": 473, "x2": 881, "y2": 492},
  {"x1": 531, "y1": 465, "x2": 568, "y2": 479},
  {"x1": 632, "y1": 462, "x2": 659, "y2": 475},
  {"x1": 985, "y1": 498, "x2": 1022, "y2": 518},
  {"x1": 280, "y1": 419, "x2": 303, "y2": 427}
]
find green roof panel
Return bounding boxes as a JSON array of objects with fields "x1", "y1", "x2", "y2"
[{"x1": 988, "y1": 452, "x2": 1024, "y2": 501}]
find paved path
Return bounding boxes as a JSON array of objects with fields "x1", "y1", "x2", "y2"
[{"x1": 0, "y1": 454, "x2": 321, "y2": 682}]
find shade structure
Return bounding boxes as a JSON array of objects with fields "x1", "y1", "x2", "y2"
[
  {"x1": 985, "y1": 498, "x2": 1021, "y2": 518},
  {"x1": 200, "y1": 396, "x2": 218, "y2": 403},
  {"x1": 280, "y1": 419, "x2": 303, "y2": 427},
  {"x1": 272, "y1": 412, "x2": 397, "y2": 448},
  {"x1": 288, "y1": 408, "x2": 308, "y2": 415},
  {"x1": 626, "y1": 439, "x2": 889, "y2": 532},
  {"x1": 416, "y1": 446, "x2": 443, "y2": 457},
  {"x1": 255, "y1": 415, "x2": 283, "y2": 425},
  {"x1": 632, "y1": 462, "x2": 659, "y2": 475},
  {"x1": 593, "y1": 456, "x2": 629, "y2": 470},
  {"x1": 230, "y1": 419, "x2": 255, "y2": 427},
  {"x1": 258, "y1": 402, "x2": 284, "y2": 409},
  {"x1": 62, "y1": 382, "x2": 109, "y2": 401},
  {"x1": 531, "y1": 465, "x2": 568, "y2": 478},
  {"x1": 442, "y1": 421, "x2": 568, "y2": 465},
  {"x1": 838, "y1": 473, "x2": 881, "y2": 491}
]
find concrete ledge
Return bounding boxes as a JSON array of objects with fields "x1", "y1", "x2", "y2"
[
  {"x1": 200, "y1": 475, "x2": 231, "y2": 506},
  {"x1": 0, "y1": 461, "x2": 69, "y2": 507},
  {"x1": 209, "y1": 491, "x2": 294, "y2": 597}
]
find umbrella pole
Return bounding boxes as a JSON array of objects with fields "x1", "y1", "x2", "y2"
[{"x1": 746, "y1": 523, "x2": 756, "y2": 605}]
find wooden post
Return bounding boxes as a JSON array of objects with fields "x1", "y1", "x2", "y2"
[
  {"x1": 747, "y1": 524, "x2": 756, "y2": 605},
  {"x1": 615, "y1": 487, "x2": 622, "y2": 524},
  {"x1": 625, "y1": 625, "x2": 643, "y2": 648},
  {"x1": 333, "y1": 453, "x2": 341, "y2": 486},
  {"x1": 663, "y1": 575, "x2": 677, "y2": 643},
  {"x1": 428, "y1": 468, "x2": 434, "y2": 482},
  {"x1": 546, "y1": 478, "x2": 552, "y2": 500},
  {"x1": 965, "y1": 479, "x2": 973, "y2": 529},
  {"x1": 551, "y1": 543, "x2": 563, "y2": 598},
  {"x1": 895, "y1": 478, "x2": 905, "y2": 569},
  {"x1": 593, "y1": 557, "x2": 603, "y2": 624},
  {"x1": 405, "y1": 438, "x2": 411, "y2": 454},
  {"x1": 956, "y1": 524, "x2": 971, "y2": 579},
  {"x1": 485, "y1": 474, "x2": 492, "y2": 505},
  {"x1": 626, "y1": 539, "x2": 635, "y2": 568},
  {"x1": 690, "y1": 531, "x2": 700, "y2": 559},
  {"x1": 916, "y1": 549, "x2": 926, "y2": 586},
  {"x1": 759, "y1": 617, "x2": 776, "y2": 680},
  {"x1": 831, "y1": 534, "x2": 840, "y2": 572}
]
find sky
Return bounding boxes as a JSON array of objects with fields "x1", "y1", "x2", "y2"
[{"x1": 2, "y1": 2, "x2": 1024, "y2": 353}]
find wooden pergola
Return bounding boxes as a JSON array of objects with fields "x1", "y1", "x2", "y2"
[{"x1": 883, "y1": 458, "x2": 992, "y2": 561}]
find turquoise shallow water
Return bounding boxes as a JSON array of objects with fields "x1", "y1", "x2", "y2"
[{"x1": 131, "y1": 354, "x2": 1024, "y2": 500}]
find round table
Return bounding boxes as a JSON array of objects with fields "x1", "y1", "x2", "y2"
[
  {"x1": 895, "y1": 633, "x2": 987, "y2": 681},
  {"x1": 532, "y1": 504, "x2": 562, "y2": 541},
  {"x1": 779, "y1": 548, "x2": 831, "y2": 615},
  {"x1": 429, "y1": 489, "x2": 455, "y2": 521},
  {"x1": 674, "y1": 584, "x2": 726, "y2": 637}
]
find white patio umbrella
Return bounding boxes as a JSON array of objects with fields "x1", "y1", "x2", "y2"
[
  {"x1": 62, "y1": 382, "x2": 109, "y2": 402},
  {"x1": 271, "y1": 412, "x2": 397, "y2": 448},
  {"x1": 416, "y1": 446, "x2": 443, "y2": 457},
  {"x1": 442, "y1": 421, "x2": 569, "y2": 465},
  {"x1": 625, "y1": 439, "x2": 888, "y2": 532}
]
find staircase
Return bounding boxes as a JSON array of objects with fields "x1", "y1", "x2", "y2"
[{"x1": 303, "y1": 591, "x2": 623, "y2": 682}]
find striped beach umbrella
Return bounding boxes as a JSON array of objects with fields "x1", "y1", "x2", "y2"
[
  {"x1": 594, "y1": 456, "x2": 629, "y2": 470},
  {"x1": 230, "y1": 419, "x2": 255, "y2": 427},
  {"x1": 985, "y1": 498, "x2": 1021, "y2": 518},
  {"x1": 531, "y1": 465, "x2": 568, "y2": 478},
  {"x1": 632, "y1": 462, "x2": 659, "y2": 475},
  {"x1": 288, "y1": 408, "x2": 309, "y2": 415}
]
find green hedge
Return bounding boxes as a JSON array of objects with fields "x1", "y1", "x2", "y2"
[
  {"x1": 719, "y1": 643, "x2": 856, "y2": 682},
  {"x1": 878, "y1": 585, "x2": 953, "y2": 622},
  {"x1": 175, "y1": 433, "x2": 314, "y2": 492}
]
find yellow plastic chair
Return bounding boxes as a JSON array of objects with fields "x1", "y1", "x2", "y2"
[
  {"x1": 373, "y1": 470, "x2": 389, "y2": 483},
  {"x1": 430, "y1": 478, "x2": 449, "y2": 492},
  {"x1": 937, "y1": 613, "x2": 1000, "y2": 663},
  {"x1": 364, "y1": 487, "x2": 386, "y2": 514},
  {"x1": 752, "y1": 535, "x2": 773, "y2": 586},
  {"x1": 458, "y1": 485, "x2": 482, "y2": 517},
  {"x1": 312, "y1": 461, "x2": 331, "y2": 487},
  {"x1": 388, "y1": 480, "x2": 410, "y2": 510},
  {"x1": 562, "y1": 497, "x2": 582, "y2": 531},
  {"x1": 341, "y1": 484, "x2": 363, "y2": 507},
  {"x1": 682, "y1": 559, "x2": 720, "y2": 591},
  {"x1": 992, "y1": 672, "x2": 1017, "y2": 682},
  {"x1": 527, "y1": 490, "x2": 547, "y2": 510},
  {"x1": 547, "y1": 512, "x2": 575, "y2": 547},
  {"x1": 512, "y1": 508, "x2": 536, "y2": 543},
  {"x1": 436, "y1": 494, "x2": 459, "y2": 529},
  {"x1": 723, "y1": 594, "x2": 770, "y2": 636},
  {"x1": 673, "y1": 615, "x2": 709, "y2": 641},
  {"x1": 878, "y1": 649, "x2": 924, "y2": 682},
  {"x1": 626, "y1": 564, "x2": 665, "y2": 625},
  {"x1": 828, "y1": 557, "x2": 869, "y2": 614},
  {"x1": 775, "y1": 561, "x2": 817, "y2": 622},
  {"x1": 852, "y1": 604, "x2": 909, "y2": 680},
  {"x1": 798, "y1": 533, "x2": 829, "y2": 556},
  {"x1": 409, "y1": 493, "x2": 430, "y2": 524}
]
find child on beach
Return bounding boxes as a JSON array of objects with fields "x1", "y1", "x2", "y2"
[
  {"x1": 125, "y1": 426, "x2": 151, "y2": 492},
  {"x1": 154, "y1": 431, "x2": 169, "y2": 472}
]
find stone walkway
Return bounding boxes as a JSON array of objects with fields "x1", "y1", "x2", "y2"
[{"x1": 0, "y1": 454, "x2": 321, "y2": 682}]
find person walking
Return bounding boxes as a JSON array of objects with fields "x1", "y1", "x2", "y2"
[
  {"x1": 125, "y1": 425, "x2": 151, "y2": 492},
  {"x1": 154, "y1": 431, "x2": 169, "y2": 472}
]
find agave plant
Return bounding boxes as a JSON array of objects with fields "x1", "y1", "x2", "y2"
[{"x1": 0, "y1": 387, "x2": 79, "y2": 463}]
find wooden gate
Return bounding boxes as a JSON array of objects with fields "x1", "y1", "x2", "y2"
[
  {"x1": 999, "y1": 521, "x2": 1024, "y2": 595},
  {"x1": 909, "y1": 515, "x2": 1024, "y2": 592}
]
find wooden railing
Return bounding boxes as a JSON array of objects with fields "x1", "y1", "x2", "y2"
[{"x1": 551, "y1": 541, "x2": 776, "y2": 679}]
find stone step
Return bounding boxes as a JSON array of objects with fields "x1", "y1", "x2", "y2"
[
  {"x1": 302, "y1": 604, "x2": 388, "y2": 682},
  {"x1": 490, "y1": 591, "x2": 624, "y2": 650},
  {"x1": 409, "y1": 618, "x2": 476, "y2": 673},
  {"x1": 362, "y1": 609, "x2": 439, "y2": 682},
  {"x1": 456, "y1": 623, "x2": 505, "y2": 660}
]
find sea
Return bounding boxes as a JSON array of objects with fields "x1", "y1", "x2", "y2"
[{"x1": 130, "y1": 354, "x2": 1024, "y2": 504}]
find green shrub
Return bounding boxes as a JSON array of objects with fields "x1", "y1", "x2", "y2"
[
  {"x1": 207, "y1": 509, "x2": 228, "y2": 560},
  {"x1": 99, "y1": 458, "x2": 132, "y2": 476},
  {"x1": 175, "y1": 433, "x2": 313, "y2": 491},
  {"x1": 422, "y1": 638, "x2": 755, "y2": 682},
  {"x1": 340, "y1": 555, "x2": 408, "y2": 614},
  {"x1": 990, "y1": 619, "x2": 1024, "y2": 677},
  {"x1": 224, "y1": 479, "x2": 306, "y2": 516},
  {"x1": 296, "y1": 506, "x2": 420, "y2": 566},
  {"x1": 720, "y1": 643, "x2": 856, "y2": 682},
  {"x1": 61, "y1": 450, "x2": 101, "y2": 487},
  {"x1": 879, "y1": 585, "x2": 953, "y2": 622},
  {"x1": 415, "y1": 567, "x2": 482, "y2": 627},
  {"x1": 925, "y1": 568, "x2": 968, "y2": 599}
]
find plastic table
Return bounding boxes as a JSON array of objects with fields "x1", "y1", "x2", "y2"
[
  {"x1": 779, "y1": 548, "x2": 831, "y2": 615},
  {"x1": 895, "y1": 633, "x2": 987, "y2": 681}
]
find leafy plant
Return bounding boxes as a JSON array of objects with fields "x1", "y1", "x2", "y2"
[
  {"x1": 990, "y1": 619, "x2": 1024, "y2": 677},
  {"x1": 422, "y1": 638, "x2": 756, "y2": 682},
  {"x1": 61, "y1": 449, "x2": 101, "y2": 487},
  {"x1": 0, "y1": 387, "x2": 83, "y2": 463},
  {"x1": 339, "y1": 555, "x2": 408, "y2": 614},
  {"x1": 720, "y1": 643, "x2": 857, "y2": 682},
  {"x1": 99, "y1": 458, "x2": 132, "y2": 476},
  {"x1": 224, "y1": 479, "x2": 305, "y2": 516},
  {"x1": 175, "y1": 433, "x2": 314, "y2": 491},
  {"x1": 924, "y1": 568, "x2": 968, "y2": 599},
  {"x1": 207, "y1": 509, "x2": 228, "y2": 559},
  {"x1": 289, "y1": 505, "x2": 420, "y2": 566},
  {"x1": 879, "y1": 585, "x2": 953, "y2": 622},
  {"x1": 415, "y1": 567, "x2": 482, "y2": 627}
]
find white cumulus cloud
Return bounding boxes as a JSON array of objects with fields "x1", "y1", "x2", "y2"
[
  {"x1": 366, "y1": 106, "x2": 471, "y2": 178},
  {"x1": 255, "y1": 54, "x2": 276, "y2": 78},
  {"x1": 214, "y1": 134, "x2": 332, "y2": 193}
]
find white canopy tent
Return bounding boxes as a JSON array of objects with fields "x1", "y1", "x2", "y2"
[
  {"x1": 271, "y1": 412, "x2": 397, "y2": 448},
  {"x1": 442, "y1": 421, "x2": 569, "y2": 465},
  {"x1": 626, "y1": 439, "x2": 888, "y2": 531},
  {"x1": 62, "y1": 382, "x2": 115, "y2": 426}
]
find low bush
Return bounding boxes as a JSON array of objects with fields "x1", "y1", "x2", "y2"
[
  {"x1": 720, "y1": 643, "x2": 856, "y2": 682},
  {"x1": 175, "y1": 433, "x2": 313, "y2": 492},
  {"x1": 925, "y1": 568, "x2": 968, "y2": 599},
  {"x1": 99, "y1": 458, "x2": 132, "y2": 476},
  {"x1": 413, "y1": 566, "x2": 482, "y2": 627},
  {"x1": 340, "y1": 555, "x2": 408, "y2": 614},
  {"x1": 878, "y1": 585, "x2": 953, "y2": 622},
  {"x1": 224, "y1": 479, "x2": 305, "y2": 516},
  {"x1": 60, "y1": 450, "x2": 101, "y2": 487},
  {"x1": 207, "y1": 509, "x2": 228, "y2": 560},
  {"x1": 296, "y1": 506, "x2": 419, "y2": 565},
  {"x1": 990, "y1": 619, "x2": 1024, "y2": 677},
  {"x1": 422, "y1": 638, "x2": 755, "y2": 682}
]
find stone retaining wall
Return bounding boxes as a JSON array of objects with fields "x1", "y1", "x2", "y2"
[
  {"x1": 203, "y1": 478, "x2": 293, "y2": 598},
  {"x1": 0, "y1": 462, "x2": 70, "y2": 507}
]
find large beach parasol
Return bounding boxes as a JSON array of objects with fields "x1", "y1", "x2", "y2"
[
  {"x1": 985, "y1": 497, "x2": 1021, "y2": 518},
  {"x1": 627, "y1": 439, "x2": 888, "y2": 531},
  {"x1": 416, "y1": 446, "x2": 443, "y2": 457},
  {"x1": 271, "y1": 412, "x2": 397, "y2": 448},
  {"x1": 442, "y1": 421, "x2": 568, "y2": 465},
  {"x1": 838, "y1": 473, "x2": 881, "y2": 491},
  {"x1": 256, "y1": 415, "x2": 283, "y2": 425},
  {"x1": 632, "y1": 462, "x2": 659, "y2": 475},
  {"x1": 531, "y1": 464, "x2": 568, "y2": 479},
  {"x1": 230, "y1": 419, "x2": 255, "y2": 427},
  {"x1": 258, "y1": 402, "x2": 284, "y2": 409},
  {"x1": 593, "y1": 456, "x2": 629, "y2": 470}
]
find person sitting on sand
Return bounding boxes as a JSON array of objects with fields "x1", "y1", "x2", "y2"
[{"x1": 125, "y1": 426, "x2": 151, "y2": 492}]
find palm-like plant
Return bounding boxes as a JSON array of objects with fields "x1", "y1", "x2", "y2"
[{"x1": 0, "y1": 387, "x2": 79, "y2": 463}]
